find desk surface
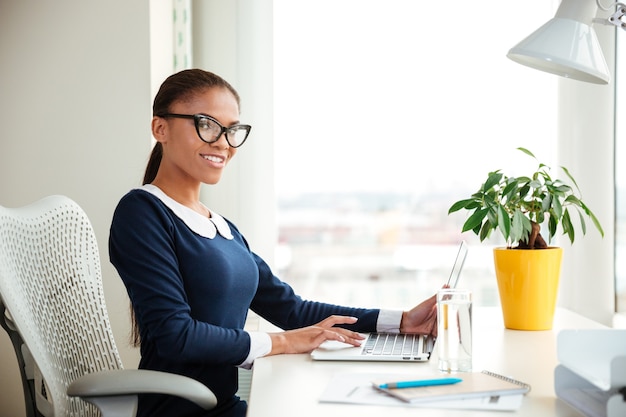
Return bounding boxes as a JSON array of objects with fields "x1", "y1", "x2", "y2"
[{"x1": 247, "y1": 307, "x2": 606, "y2": 417}]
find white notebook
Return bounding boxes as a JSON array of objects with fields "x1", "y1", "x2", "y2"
[{"x1": 319, "y1": 371, "x2": 526, "y2": 411}]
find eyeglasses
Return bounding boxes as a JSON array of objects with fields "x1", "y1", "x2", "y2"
[{"x1": 157, "y1": 113, "x2": 251, "y2": 148}]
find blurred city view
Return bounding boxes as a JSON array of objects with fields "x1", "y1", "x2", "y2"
[
  {"x1": 275, "y1": 187, "x2": 626, "y2": 313},
  {"x1": 275, "y1": 189, "x2": 502, "y2": 309}
]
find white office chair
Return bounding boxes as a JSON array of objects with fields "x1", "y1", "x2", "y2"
[{"x1": 0, "y1": 195, "x2": 217, "y2": 417}]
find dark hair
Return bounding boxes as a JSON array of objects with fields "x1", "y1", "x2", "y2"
[{"x1": 143, "y1": 69, "x2": 242, "y2": 185}]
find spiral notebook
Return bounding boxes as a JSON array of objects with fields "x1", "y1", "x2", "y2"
[
  {"x1": 319, "y1": 370, "x2": 529, "y2": 411},
  {"x1": 373, "y1": 370, "x2": 531, "y2": 403}
]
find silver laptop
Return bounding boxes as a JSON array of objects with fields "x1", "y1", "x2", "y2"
[{"x1": 310, "y1": 241, "x2": 468, "y2": 362}]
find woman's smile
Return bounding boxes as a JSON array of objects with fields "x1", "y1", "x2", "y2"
[{"x1": 201, "y1": 152, "x2": 226, "y2": 168}]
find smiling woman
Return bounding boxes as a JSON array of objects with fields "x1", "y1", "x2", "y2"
[{"x1": 144, "y1": 70, "x2": 244, "y2": 192}]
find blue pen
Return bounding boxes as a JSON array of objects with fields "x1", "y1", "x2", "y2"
[{"x1": 378, "y1": 377, "x2": 462, "y2": 389}]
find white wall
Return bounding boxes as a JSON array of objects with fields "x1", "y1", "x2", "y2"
[
  {"x1": 557, "y1": 11, "x2": 616, "y2": 325},
  {"x1": 0, "y1": 1, "x2": 156, "y2": 415},
  {"x1": 0, "y1": 2, "x2": 272, "y2": 415}
]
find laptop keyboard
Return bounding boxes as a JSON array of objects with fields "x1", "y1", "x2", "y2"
[{"x1": 362, "y1": 333, "x2": 430, "y2": 358}]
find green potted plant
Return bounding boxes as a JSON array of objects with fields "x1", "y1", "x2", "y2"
[{"x1": 448, "y1": 147, "x2": 604, "y2": 330}]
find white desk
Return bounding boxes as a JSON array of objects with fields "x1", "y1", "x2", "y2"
[{"x1": 247, "y1": 307, "x2": 606, "y2": 417}]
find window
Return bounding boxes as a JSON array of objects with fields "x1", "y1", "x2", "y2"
[{"x1": 273, "y1": 1, "x2": 558, "y2": 308}]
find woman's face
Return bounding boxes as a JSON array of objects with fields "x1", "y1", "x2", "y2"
[{"x1": 152, "y1": 87, "x2": 240, "y2": 186}]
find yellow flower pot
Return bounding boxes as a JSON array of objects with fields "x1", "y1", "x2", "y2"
[{"x1": 493, "y1": 247, "x2": 563, "y2": 330}]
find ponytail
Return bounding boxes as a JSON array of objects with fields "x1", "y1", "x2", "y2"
[{"x1": 143, "y1": 142, "x2": 163, "y2": 185}]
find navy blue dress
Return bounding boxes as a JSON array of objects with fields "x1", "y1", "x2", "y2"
[{"x1": 109, "y1": 187, "x2": 380, "y2": 417}]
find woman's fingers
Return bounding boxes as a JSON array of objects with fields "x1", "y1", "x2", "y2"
[
  {"x1": 268, "y1": 315, "x2": 365, "y2": 355},
  {"x1": 315, "y1": 315, "x2": 364, "y2": 346}
]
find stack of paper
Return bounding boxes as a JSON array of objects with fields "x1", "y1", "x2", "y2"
[{"x1": 555, "y1": 329, "x2": 626, "y2": 417}]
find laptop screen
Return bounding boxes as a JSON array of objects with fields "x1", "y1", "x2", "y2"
[{"x1": 446, "y1": 241, "x2": 468, "y2": 289}]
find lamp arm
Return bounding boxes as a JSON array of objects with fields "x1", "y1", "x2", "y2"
[
  {"x1": 608, "y1": 4, "x2": 626, "y2": 29},
  {"x1": 592, "y1": 1, "x2": 626, "y2": 30}
]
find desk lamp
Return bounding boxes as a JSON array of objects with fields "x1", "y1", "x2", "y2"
[{"x1": 507, "y1": 0, "x2": 626, "y2": 84}]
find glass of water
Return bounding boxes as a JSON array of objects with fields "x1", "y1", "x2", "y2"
[{"x1": 437, "y1": 288, "x2": 472, "y2": 372}]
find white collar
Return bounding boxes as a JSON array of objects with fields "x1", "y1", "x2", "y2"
[{"x1": 139, "y1": 184, "x2": 233, "y2": 240}]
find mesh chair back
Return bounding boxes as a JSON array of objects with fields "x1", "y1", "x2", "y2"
[{"x1": 0, "y1": 196, "x2": 124, "y2": 416}]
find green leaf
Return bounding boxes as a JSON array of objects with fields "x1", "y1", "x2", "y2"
[
  {"x1": 486, "y1": 207, "x2": 497, "y2": 227},
  {"x1": 561, "y1": 166, "x2": 581, "y2": 192},
  {"x1": 464, "y1": 201, "x2": 483, "y2": 210},
  {"x1": 511, "y1": 209, "x2": 526, "y2": 243},
  {"x1": 517, "y1": 147, "x2": 536, "y2": 159},
  {"x1": 479, "y1": 220, "x2": 492, "y2": 241},
  {"x1": 580, "y1": 201, "x2": 605, "y2": 237},
  {"x1": 462, "y1": 208, "x2": 488, "y2": 233},
  {"x1": 548, "y1": 214, "x2": 557, "y2": 241},
  {"x1": 448, "y1": 199, "x2": 475, "y2": 214},
  {"x1": 497, "y1": 205, "x2": 511, "y2": 240},
  {"x1": 519, "y1": 184, "x2": 531, "y2": 199},
  {"x1": 484, "y1": 190, "x2": 497, "y2": 205},
  {"x1": 554, "y1": 185, "x2": 571, "y2": 194},
  {"x1": 564, "y1": 194, "x2": 582, "y2": 208},
  {"x1": 535, "y1": 209, "x2": 545, "y2": 225},
  {"x1": 502, "y1": 180, "x2": 518, "y2": 201},
  {"x1": 562, "y1": 209, "x2": 575, "y2": 244},
  {"x1": 522, "y1": 215, "x2": 532, "y2": 240},
  {"x1": 552, "y1": 196, "x2": 563, "y2": 219},
  {"x1": 541, "y1": 194, "x2": 552, "y2": 212},
  {"x1": 483, "y1": 172, "x2": 503, "y2": 192},
  {"x1": 592, "y1": 213, "x2": 605, "y2": 237}
]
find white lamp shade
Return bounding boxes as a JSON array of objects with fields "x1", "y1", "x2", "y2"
[{"x1": 507, "y1": 0, "x2": 610, "y2": 84}]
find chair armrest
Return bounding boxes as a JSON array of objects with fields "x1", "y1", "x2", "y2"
[{"x1": 67, "y1": 369, "x2": 217, "y2": 410}]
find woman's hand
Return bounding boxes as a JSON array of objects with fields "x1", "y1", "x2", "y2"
[
  {"x1": 400, "y1": 290, "x2": 443, "y2": 337},
  {"x1": 268, "y1": 315, "x2": 365, "y2": 355}
]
